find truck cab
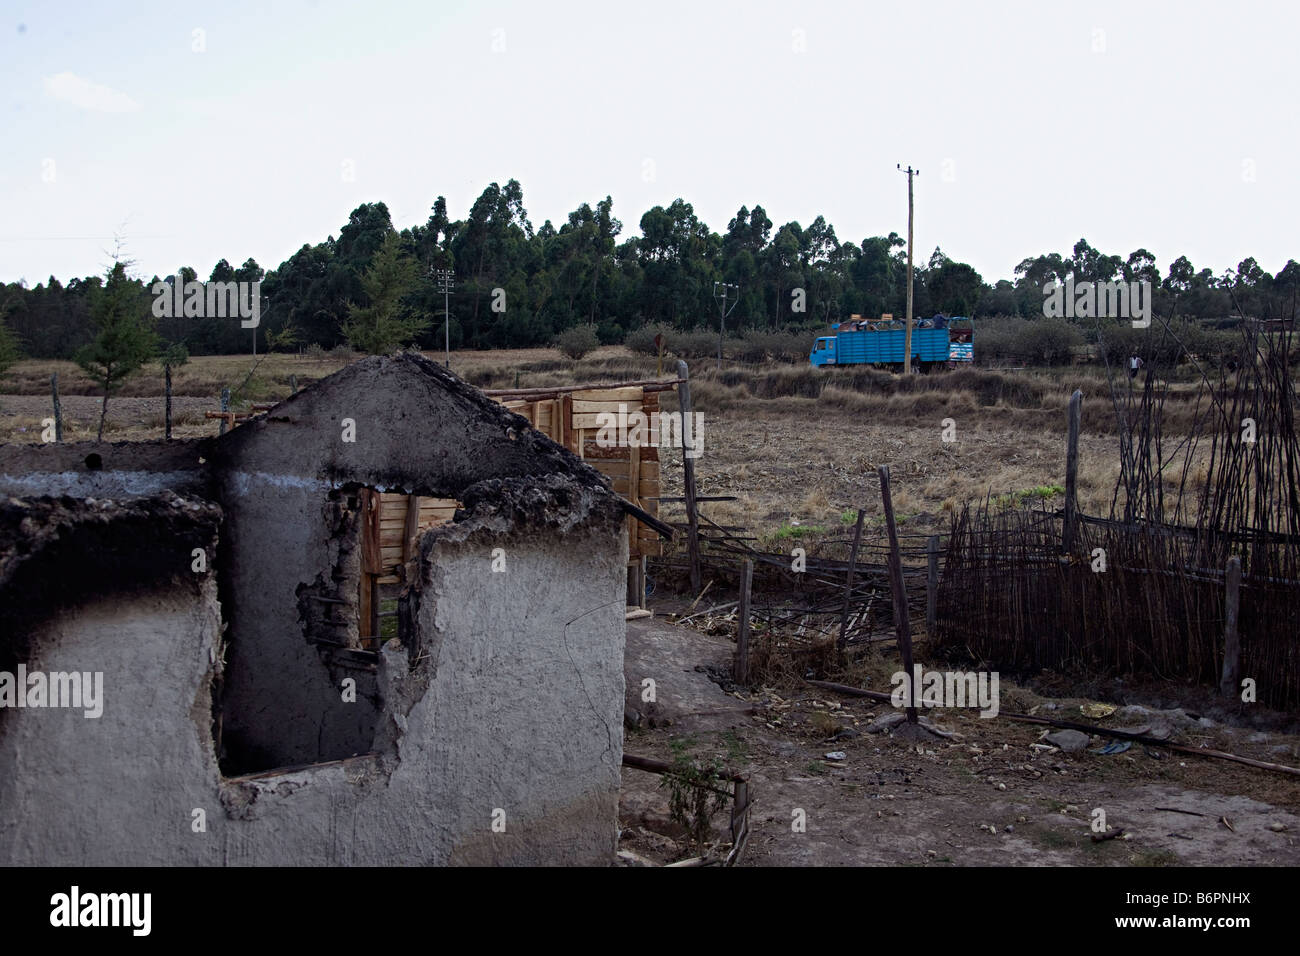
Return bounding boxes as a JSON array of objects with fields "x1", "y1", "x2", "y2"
[{"x1": 810, "y1": 336, "x2": 837, "y2": 366}]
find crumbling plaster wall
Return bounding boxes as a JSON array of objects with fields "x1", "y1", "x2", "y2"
[
  {"x1": 210, "y1": 353, "x2": 613, "y2": 772},
  {"x1": 215, "y1": 488, "x2": 628, "y2": 865},
  {"x1": 0, "y1": 493, "x2": 226, "y2": 865},
  {"x1": 1, "y1": 353, "x2": 633, "y2": 864},
  {"x1": 1, "y1": 479, "x2": 628, "y2": 866},
  {"x1": 0, "y1": 584, "x2": 226, "y2": 865},
  {"x1": 0, "y1": 440, "x2": 211, "y2": 499}
]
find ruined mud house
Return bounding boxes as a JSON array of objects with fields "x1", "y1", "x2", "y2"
[{"x1": 0, "y1": 353, "x2": 665, "y2": 865}]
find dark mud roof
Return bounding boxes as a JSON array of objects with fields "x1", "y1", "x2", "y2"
[
  {"x1": 0, "y1": 491, "x2": 222, "y2": 651},
  {"x1": 211, "y1": 352, "x2": 672, "y2": 537}
]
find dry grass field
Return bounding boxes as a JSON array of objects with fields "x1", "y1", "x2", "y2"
[{"x1": 1, "y1": 345, "x2": 1206, "y2": 542}]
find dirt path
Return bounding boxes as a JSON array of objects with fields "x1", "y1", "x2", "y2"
[{"x1": 619, "y1": 615, "x2": 1300, "y2": 866}]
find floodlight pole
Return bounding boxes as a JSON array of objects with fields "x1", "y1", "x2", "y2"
[
  {"x1": 898, "y1": 164, "x2": 919, "y2": 374},
  {"x1": 432, "y1": 267, "x2": 455, "y2": 368},
  {"x1": 713, "y1": 281, "x2": 739, "y2": 370}
]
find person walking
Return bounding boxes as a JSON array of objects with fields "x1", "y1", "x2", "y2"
[{"x1": 1129, "y1": 354, "x2": 1144, "y2": 379}]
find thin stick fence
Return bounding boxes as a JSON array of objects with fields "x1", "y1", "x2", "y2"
[{"x1": 934, "y1": 318, "x2": 1300, "y2": 710}]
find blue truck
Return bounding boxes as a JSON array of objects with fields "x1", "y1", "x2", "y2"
[{"x1": 809, "y1": 316, "x2": 973, "y2": 371}]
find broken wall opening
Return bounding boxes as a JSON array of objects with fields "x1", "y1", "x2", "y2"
[
  {"x1": 357, "y1": 489, "x2": 459, "y2": 648},
  {"x1": 215, "y1": 484, "x2": 382, "y2": 776}
]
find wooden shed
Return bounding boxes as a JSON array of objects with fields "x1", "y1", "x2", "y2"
[{"x1": 356, "y1": 378, "x2": 679, "y2": 641}]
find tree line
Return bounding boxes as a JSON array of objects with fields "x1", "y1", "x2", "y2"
[{"x1": 2, "y1": 178, "x2": 1298, "y2": 362}]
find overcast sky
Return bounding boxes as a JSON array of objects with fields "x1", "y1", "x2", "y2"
[{"x1": 2, "y1": 0, "x2": 1296, "y2": 286}]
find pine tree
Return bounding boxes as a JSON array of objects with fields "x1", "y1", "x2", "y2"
[
  {"x1": 341, "y1": 232, "x2": 427, "y2": 354},
  {"x1": 0, "y1": 311, "x2": 21, "y2": 377},
  {"x1": 75, "y1": 261, "x2": 157, "y2": 440}
]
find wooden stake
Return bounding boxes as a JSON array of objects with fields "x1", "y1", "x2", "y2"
[
  {"x1": 1220, "y1": 555, "x2": 1242, "y2": 696},
  {"x1": 402, "y1": 494, "x2": 420, "y2": 563},
  {"x1": 879, "y1": 465, "x2": 917, "y2": 722},
  {"x1": 677, "y1": 360, "x2": 702, "y2": 595},
  {"x1": 735, "y1": 559, "x2": 753, "y2": 683},
  {"x1": 218, "y1": 387, "x2": 230, "y2": 436},
  {"x1": 730, "y1": 778, "x2": 750, "y2": 847},
  {"x1": 358, "y1": 572, "x2": 372, "y2": 642},
  {"x1": 1063, "y1": 389, "x2": 1082, "y2": 554},
  {"x1": 926, "y1": 534, "x2": 939, "y2": 635},
  {"x1": 49, "y1": 373, "x2": 62, "y2": 442},
  {"x1": 837, "y1": 509, "x2": 866, "y2": 651},
  {"x1": 164, "y1": 364, "x2": 173, "y2": 440},
  {"x1": 370, "y1": 576, "x2": 381, "y2": 646}
]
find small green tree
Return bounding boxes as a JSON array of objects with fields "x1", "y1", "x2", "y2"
[
  {"x1": 553, "y1": 323, "x2": 600, "y2": 360},
  {"x1": 75, "y1": 261, "x2": 157, "y2": 440},
  {"x1": 266, "y1": 320, "x2": 301, "y2": 353},
  {"x1": 341, "y1": 233, "x2": 427, "y2": 354},
  {"x1": 0, "y1": 311, "x2": 21, "y2": 377},
  {"x1": 659, "y1": 737, "x2": 729, "y2": 848}
]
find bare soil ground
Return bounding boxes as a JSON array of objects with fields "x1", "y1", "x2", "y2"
[{"x1": 619, "y1": 615, "x2": 1300, "y2": 867}]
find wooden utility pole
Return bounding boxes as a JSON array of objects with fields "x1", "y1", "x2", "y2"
[{"x1": 898, "y1": 164, "x2": 919, "y2": 374}]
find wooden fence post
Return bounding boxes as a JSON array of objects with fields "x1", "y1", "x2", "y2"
[
  {"x1": 218, "y1": 387, "x2": 231, "y2": 436},
  {"x1": 730, "y1": 778, "x2": 749, "y2": 846},
  {"x1": 676, "y1": 360, "x2": 702, "y2": 595},
  {"x1": 49, "y1": 373, "x2": 63, "y2": 442},
  {"x1": 734, "y1": 558, "x2": 753, "y2": 683},
  {"x1": 1220, "y1": 555, "x2": 1242, "y2": 696},
  {"x1": 837, "y1": 509, "x2": 866, "y2": 651},
  {"x1": 164, "y1": 363, "x2": 173, "y2": 440},
  {"x1": 1062, "y1": 389, "x2": 1082, "y2": 554},
  {"x1": 879, "y1": 465, "x2": 918, "y2": 723},
  {"x1": 926, "y1": 534, "x2": 939, "y2": 635}
]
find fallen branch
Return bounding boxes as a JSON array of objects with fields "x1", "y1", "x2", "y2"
[
  {"x1": 806, "y1": 679, "x2": 1300, "y2": 778},
  {"x1": 685, "y1": 580, "x2": 714, "y2": 612},
  {"x1": 675, "y1": 599, "x2": 738, "y2": 626},
  {"x1": 805, "y1": 678, "x2": 892, "y2": 704}
]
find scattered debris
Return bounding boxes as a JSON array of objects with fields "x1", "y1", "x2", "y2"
[
  {"x1": 1044, "y1": 730, "x2": 1092, "y2": 753},
  {"x1": 1093, "y1": 740, "x2": 1132, "y2": 756},
  {"x1": 1080, "y1": 702, "x2": 1116, "y2": 719}
]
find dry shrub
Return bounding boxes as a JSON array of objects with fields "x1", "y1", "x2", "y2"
[
  {"x1": 809, "y1": 710, "x2": 841, "y2": 738},
  {"x1": 800, "y1": 487, "x2": 830, "y2": 514}
]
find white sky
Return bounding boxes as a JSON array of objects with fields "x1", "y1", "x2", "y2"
[{"x1": 2, "y1": 0, "x2": 1296, "y2": 286}]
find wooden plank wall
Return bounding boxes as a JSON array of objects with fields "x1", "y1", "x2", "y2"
[
  {"x1": 359, "y1": 490, "x2": 459, "y2": 639},
  {"x1": 497, "y1": 387, "x2": 662, "y2": 560},
  {"x1": 358, "y1": 385, "x2": 667, "y2": 637}
]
